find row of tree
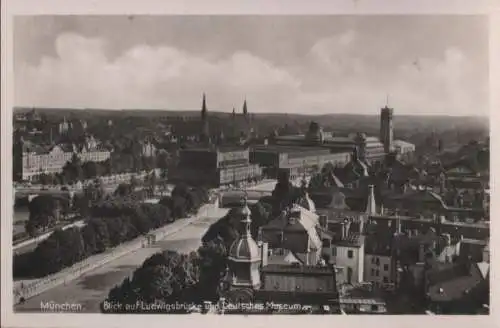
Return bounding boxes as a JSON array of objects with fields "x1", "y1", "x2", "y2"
[
  {"x1": 101, "y1": 189, "x2": 276, "y2": 313},
  {"x1": 13, "y1": 185, "x2": 209, "y2": 279},
  {"x1": 102, "y1": 241, "x2": 228, "y2": 313}
]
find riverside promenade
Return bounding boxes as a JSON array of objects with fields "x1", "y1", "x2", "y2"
[{"x1": 15, "y1": 203, "x2": 229, "y2": 313}]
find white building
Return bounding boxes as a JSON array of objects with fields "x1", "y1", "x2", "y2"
[
  {"x1": 331, "y1": 230, "x2": 365, "y2": 285},
  {"x1": 18, "y1": 135, "x2": 111, "y2": 181}
]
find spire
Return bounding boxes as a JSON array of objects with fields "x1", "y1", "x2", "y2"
[
  {"x1": 243, "y1": 98, "x2": 248, "y2": 116},
  {"x1": 201, "y1": 93, "x2": 207, "y2": 119},
  {"x1": 352, "y1": 146, "x2": 359, "y2": 162},
  {"x1": 366, "y1": 185, "x2": 377, "y2": 215},
  {"x1": 232, "y1": 107, "x2": 236, "y2": 119},
  {"x1": 200, "y1": 93, "x2": 210, "y2": 143},
  {"x1": 239, "y1": 193, "x2": 252, "y2": 238}
]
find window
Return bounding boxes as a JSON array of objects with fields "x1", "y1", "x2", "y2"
[
  {"x1": 371, "y1": 305, "x2": 378, "y2": 312},
  {"x1": 383, "y1": 276, "x2": 389, "y2": 283},
  {"x1": 371, "y1": 269, "x2": 375, "y2": 276},
  {"x1": 348, "y1": 250, "x2": 354, "y2": 259},
  {"x1": 371, "y1": 257, "x2": 376, "y2": 264},
  {"x1": 375, "y1": 270, "x2": 379, "y2": 277},
  {"x1": 332, "y1": 247, "x2": 337, "y2": 257},
  {"x1": 376, "y1": 258, "x2": 380, "y2": 266},
  {"x1": 383, "y1": 264, "x2": 389, "y2": 271}
]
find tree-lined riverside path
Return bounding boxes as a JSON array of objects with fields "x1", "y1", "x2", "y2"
[{"x1": 14, "y1": 205, "x2": 229, "y2": 313}]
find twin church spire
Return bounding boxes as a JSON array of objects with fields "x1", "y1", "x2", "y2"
[{"x1": 199, "y1": 93, "x2": 251, "y2": 143}]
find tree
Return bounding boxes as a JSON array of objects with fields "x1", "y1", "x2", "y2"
[
  {"x1": 250, "y1": 201, "x2": 271, "y2": 237},
  {"x1": 170, "y1": 196, "x2": 187, "y2": 219},
  {"x1": 106, "y1": 216, "x2": 134, "y2": 247},
  {"x1": 62, "y1": 153, "x2": 84, "y2": 183},
  {"x1": 28, "y1": 195, "x2": 60, "y2": 231},
  {"x1": 271, "y1": 170, "x2": 299, "y2": 214},
  {"x1": 84, "y1": 218, "x2": 111, "y2": 254},
  {"x1": 103, "y1": 250, "x2": 202, "y2": 312},
  {"x1": 82, "y1": 161, "x2": 99, "y2": 179},
  {"x1": 172, "y1": 183, "x2": 189, "y2": 199},
  {"x1": 115, "y1": 183, "x2": 133, "y2": 197},
  {"x1": 53, "y1": 227, "x2": 86, "y2": 268},
  {"x1": 25, "y1": 219, "x2": 39, "y2": 238},
  {"x1": 32, "y1": 231, "x2": 64, "y2": 276},
  {"x1": 197, "y1": 241, "x2": 228, "y2": 301}
]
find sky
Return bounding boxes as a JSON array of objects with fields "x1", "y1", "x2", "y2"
[{"x1": 14, "y1": 15, "x2": 489, "y2": 116}]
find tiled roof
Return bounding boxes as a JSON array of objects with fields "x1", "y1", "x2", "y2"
[{"x1": 427, "y1": 262, "x2": 487, "y2": 302}]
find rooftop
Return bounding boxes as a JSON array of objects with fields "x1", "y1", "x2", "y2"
[
  {"x1": 261, "y1": 263, "x2": 335, "y2": 276},
  {"x1": 251, "y1": 145, "x2": 328, "y2": 154},
  {"x1": 333, "y1": 233, "x2": 365, "y2": 248},
  {"x1": 427, "y1": 262, "x2": 488, "y2": 303}
]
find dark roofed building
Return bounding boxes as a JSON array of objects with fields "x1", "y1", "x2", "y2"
[
  {"x1": 256, "y1": 264, "x2": 339, "y2": 306},
  {"x1": 168, "y1": 146, "x2": 262, "y2": 187},
  {"x1": 425, "y1": 261, "x2": 489, "y2": 314}
]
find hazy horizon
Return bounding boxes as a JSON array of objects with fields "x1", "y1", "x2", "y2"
[{"x1": 14, "y1": 15, "x2": 489, "y2": 117}]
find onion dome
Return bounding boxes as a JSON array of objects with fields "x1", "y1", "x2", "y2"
[{"x1": 228, "y1": 194, "x2": 260, "y2": 262}]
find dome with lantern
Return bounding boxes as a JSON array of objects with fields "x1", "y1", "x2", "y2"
[{"x1": 228, "y1": 195, "x2": 261, "y2": 262}]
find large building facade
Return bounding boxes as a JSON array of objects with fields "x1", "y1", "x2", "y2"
[
  {"x1": 13, "y1": 136, "x2": 111, "y2": 181},
  {"x1": 250, "y1": 145, "x2": 351, "y2": 179},
  {"x1": 168, "y1": 146, "x2": 262, "y2": 187},
  {"x1": 271, "y1": 106, "x2": 414, "y2": 165}
]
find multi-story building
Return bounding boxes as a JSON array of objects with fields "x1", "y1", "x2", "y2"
[
  {"x1": 13, "y1": 135, "x2": 111, "y2": 181},
  {"x1": 250, "y1": 145, "x2": 351, "y2": 179},
  {"x1": 330, "y1": 230, "x2": 365, "y2": 285},
  {"x1": 218, "y1": 197, "x2": 340, "y2": 313},
  {"x1": 168, "y1": 146, "x2": 262, "y2": 187},
  {"x1": 272, "y1": 107, "x2": 415, "y2": 164}
]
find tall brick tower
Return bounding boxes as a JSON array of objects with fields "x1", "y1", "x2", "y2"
[{"x1": 380, "y1": 103, "x2": 394, "y2": 154}]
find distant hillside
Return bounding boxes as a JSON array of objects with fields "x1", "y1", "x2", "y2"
[{"x1": 14, "y1": 106, "x2": 489, "y2": 134}]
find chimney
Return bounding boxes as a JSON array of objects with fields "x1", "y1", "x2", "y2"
[
  {"x1": 319, "y1": 215, "x2": 328, "y2": 230},
  {"x1": 366, "y1": 185, "x2": 377, "y2": 215},
  {"x1": 260, "y1": 241, "x2": 269, "y2": 267},
  {"x1": 418, "y1": 243, "x2": 425, "y2": 262},
  {"x1": 442, "y1": 233, "x2": 451, "y2": 247},
  {"x1": 396, "y1": 217, "x2": 402, "y2": 234},
  {"x1": 341, "y1": 221, "x2": 348, "y2": 240}
]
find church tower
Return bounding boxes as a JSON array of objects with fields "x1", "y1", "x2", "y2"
[
  {"x1": 242, "y1": 99, "x2": 248, "y2": 118},
  {"x1": 227, "y1": 195, "x2": 262, "y2": 293},
  {"x1": 200, "y1": 93, "x2": 210, "y2": 144},
  {"x1": 380, "y1": 103, "x2": 394, "y2": 154}
]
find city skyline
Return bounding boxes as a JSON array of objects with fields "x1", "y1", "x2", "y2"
[{"x1": 14, "y1": 15, "x2": 489, "y2": 116}]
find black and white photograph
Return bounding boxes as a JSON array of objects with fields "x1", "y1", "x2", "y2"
[{"x1": 1, "y1": 1, "x2": 497, "y2": 326}]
